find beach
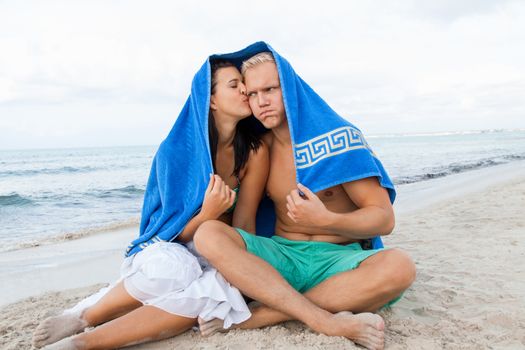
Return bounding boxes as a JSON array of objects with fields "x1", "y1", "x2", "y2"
[{"x1": 1, "y1": 161, "x2": 524, "y2": 349}]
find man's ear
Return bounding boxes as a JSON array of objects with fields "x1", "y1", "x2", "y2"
[{"x1": 210, "y1": 95, "x2": 217, "y2": 111}]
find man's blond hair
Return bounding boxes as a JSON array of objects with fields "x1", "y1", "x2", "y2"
[{"x1": 241, "y1": 52, "x2": 275, "y2": 75}]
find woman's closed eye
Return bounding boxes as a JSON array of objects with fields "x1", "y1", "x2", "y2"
[{"x1": 228, "y1": 78, "x2": 240, "y2": 89}]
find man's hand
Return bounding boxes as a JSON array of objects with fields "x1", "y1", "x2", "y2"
[{"x1": 286, "y1": 183, "x2": 331, "y2": 227}]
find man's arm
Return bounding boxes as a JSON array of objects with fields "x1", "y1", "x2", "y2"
[{"x1": 286, "y1": 177, "x2": 394, "y2": 239}]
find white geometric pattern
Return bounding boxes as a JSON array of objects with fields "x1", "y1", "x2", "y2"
[{"x1": 294, "y1": 126, "x2": 375, "y2": 169}]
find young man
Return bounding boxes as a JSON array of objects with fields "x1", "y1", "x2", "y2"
[{"x1": 194, "y1": 51, "x2": 415, "y2": 350}]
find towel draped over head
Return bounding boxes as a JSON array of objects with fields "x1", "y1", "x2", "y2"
[{"x1": 126, "y1": 41, "x2": 395, "y2": 256}]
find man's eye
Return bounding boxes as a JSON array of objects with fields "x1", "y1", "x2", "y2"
[{"x1": 248, "y1": 92, "x2": 256, "y2": 97}]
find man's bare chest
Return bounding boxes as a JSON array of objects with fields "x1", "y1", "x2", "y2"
[
  {"x1": 266, "y1": 146, "x2": 296, "y2": 203},
  {"x1": 265, "y1": 146, "x2": 353, "y2": 210}
]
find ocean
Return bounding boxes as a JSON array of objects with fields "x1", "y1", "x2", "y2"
[{"x1": 1, "y1": 129, "x2": 524, "y2": 252}]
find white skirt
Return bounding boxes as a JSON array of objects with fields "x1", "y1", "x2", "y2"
[{"x1": 67, "y1": 242, "x2": 250, "y2": 329}]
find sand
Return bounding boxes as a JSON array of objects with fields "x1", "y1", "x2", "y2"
[{"x1": 1, "y1": 164, "x2": 524, "y2": 349}]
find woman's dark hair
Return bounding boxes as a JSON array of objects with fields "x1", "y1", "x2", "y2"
[{"x1": 209, "y1": 59, "x2": 264, "y2": 178}]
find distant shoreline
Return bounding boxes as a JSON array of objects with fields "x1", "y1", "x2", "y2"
[{"x1": 1, "y1": 128, "x2": 524, "y2": 151}]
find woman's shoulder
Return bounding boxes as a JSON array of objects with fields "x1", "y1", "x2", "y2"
[
  {"x1": 240, "y1": 138, "x2": 269, "y2": 179},
  {"x1": 261, "y1": 132, "x2": 273, "y2": 147},
  {"x1": 250, "y1": 137, "x2": 269, "y2": 160}
]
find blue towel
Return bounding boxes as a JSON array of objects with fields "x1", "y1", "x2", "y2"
[
  {"x1": 126, "y1": 41, "x2": 395, "y2": 256},
  {"x1": 125, "y1": 54, "x2": 214, "y2": 256}
]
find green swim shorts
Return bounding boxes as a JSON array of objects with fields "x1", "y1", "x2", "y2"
[
  {"x1": 236, "y1": 228, "x2": 382, "y2": 292},
  {"x1": 236, "y1": 228, "x2": 401, "y2": 307}
]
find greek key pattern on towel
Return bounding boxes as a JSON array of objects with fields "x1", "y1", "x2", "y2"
[
  {"x1": 127, "y1": 235, "x2": 165, "y2": 254},
  {"x1": 294, "y1": 126, "x2": 375, "y2": 169},
  {"x1": 139, "y1": 236, "x2": 165, "y2": 250}
]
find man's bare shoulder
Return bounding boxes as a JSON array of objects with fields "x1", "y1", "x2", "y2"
[
  {"x1": 341, "y1": 177, "x2": 385, "y2": 193},
  {"x1": 341, "y1": 177, "x2": 392, "y2": 209}
]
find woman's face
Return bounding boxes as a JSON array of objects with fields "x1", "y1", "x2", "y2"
[{"x1": 210, "y1": 66, "x2": 252, "y2": 120}]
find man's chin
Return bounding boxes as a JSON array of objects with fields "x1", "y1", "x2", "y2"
[{"x1": 261, "y1": 117, "x2": 281, "y2": 129}]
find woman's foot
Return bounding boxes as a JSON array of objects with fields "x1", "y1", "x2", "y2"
[
  {"x1": 41, "y1": 336, "x2": 84, "y2": 350},
  {"x1": 198, "y1": 317, "x2": 231, "y2": 336},
  {"x1": 33, "y1": 312, "x2": 88, "y2": 348}
]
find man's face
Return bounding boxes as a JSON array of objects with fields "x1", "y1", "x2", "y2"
[{"x1": 244, "y1": 62, "x2": 286, "y2": 129}]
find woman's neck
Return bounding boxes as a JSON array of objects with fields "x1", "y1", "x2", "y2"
[{"x1": 214, "y1": 115, "x2": 237, "y2": 147}]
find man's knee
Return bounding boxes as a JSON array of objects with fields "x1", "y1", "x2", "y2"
[
  {"x1": 193, "y1": 220, "x2": 228, "y2": 257},
  {"x1": 363, "y1": 248, "x2": 415, "y2": 292},
  {"x1": 383, "y1": 248, "x2": 416, "y2": 290},
  {"x1": 193, "y1": 220, "x2": 245, "y2": 259}
]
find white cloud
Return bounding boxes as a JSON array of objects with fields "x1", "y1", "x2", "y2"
[{"x1": 0, "y1": 0, "x2": 524, "y2": 149}]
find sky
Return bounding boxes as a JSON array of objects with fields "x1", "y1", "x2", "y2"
[{"x1": 0, "y1": 0, "x2": 524, "y2": 150}]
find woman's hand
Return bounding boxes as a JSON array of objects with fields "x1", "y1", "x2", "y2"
[{"x1": 200, "y1": 174, "x2": 236, "y2": 220}]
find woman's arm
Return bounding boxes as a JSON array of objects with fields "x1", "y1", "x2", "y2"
[
  {"x1": 176, "y1": 212, "x2": 212, "y2": 243},
  {"x1": 232, "y1": 142, "x2": 270, "y2": 233}
]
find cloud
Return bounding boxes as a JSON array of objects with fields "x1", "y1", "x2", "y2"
[{"x1": 0, "y1": 0, "x2": 524, "y2": 149}]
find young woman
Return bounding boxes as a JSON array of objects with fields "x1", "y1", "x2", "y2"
[{"x1": 33, "y1": 60, "x2": 269, "y2": 350}]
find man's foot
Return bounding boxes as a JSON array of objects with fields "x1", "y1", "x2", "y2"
[
  {"x1": 33, "y1": 313, "x2": 88, "y2": 348},
  {"x1": 41, "y1": 336, "x2": 84, "y2": 350},
  {"x1": 198, "y1": 317, "x2": 231, "y2": 336},
  {"x1": 327, "y1": 311, "x2": 385, "y2": 350}
]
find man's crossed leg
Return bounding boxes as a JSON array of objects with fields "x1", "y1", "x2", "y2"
[{"x1": 194, "y1": 220, "x2": 415, "y2": 350}]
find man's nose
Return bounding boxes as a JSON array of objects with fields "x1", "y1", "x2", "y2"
[{"x1": 258, "y1": 93, "x2": 269, "y2": 107}]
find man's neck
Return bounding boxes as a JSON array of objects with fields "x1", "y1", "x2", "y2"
[{"x1": 271, "y1": 119, "x2": 292, "y2": 146}]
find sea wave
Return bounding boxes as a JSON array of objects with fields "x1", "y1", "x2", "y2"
[
  {"x1": 0, "y1": 165, "x2": 100, "y2": 178},
  {"x1": 0, "y1": 186, "x2": 145, "y2": 209},
  {"x1": 394, "y1": 153, "x2": 525, "y2": 185},
  {"x1": 88, "y1": 185, "x2": 145, "y2": 199},
  {"x1": 0, "y1": 193, "x2": 35, "y2": 207},
  {"x1": 368, "y1": 128, "x2": 525, "y2": 139},
  {"x1": 1, "y1": 217, "x2": 140, "y2": 253}
]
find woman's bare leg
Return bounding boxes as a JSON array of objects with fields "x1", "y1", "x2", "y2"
[
  {"x1": 34, "y1": 282, "x2": 142, "y2": 348},
  {"x1": 81, "y1": 281, "x2": 142, "y2": 326},
  {"x1": 43, "y1": 306, "x2": 196, "y2": 350}
]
